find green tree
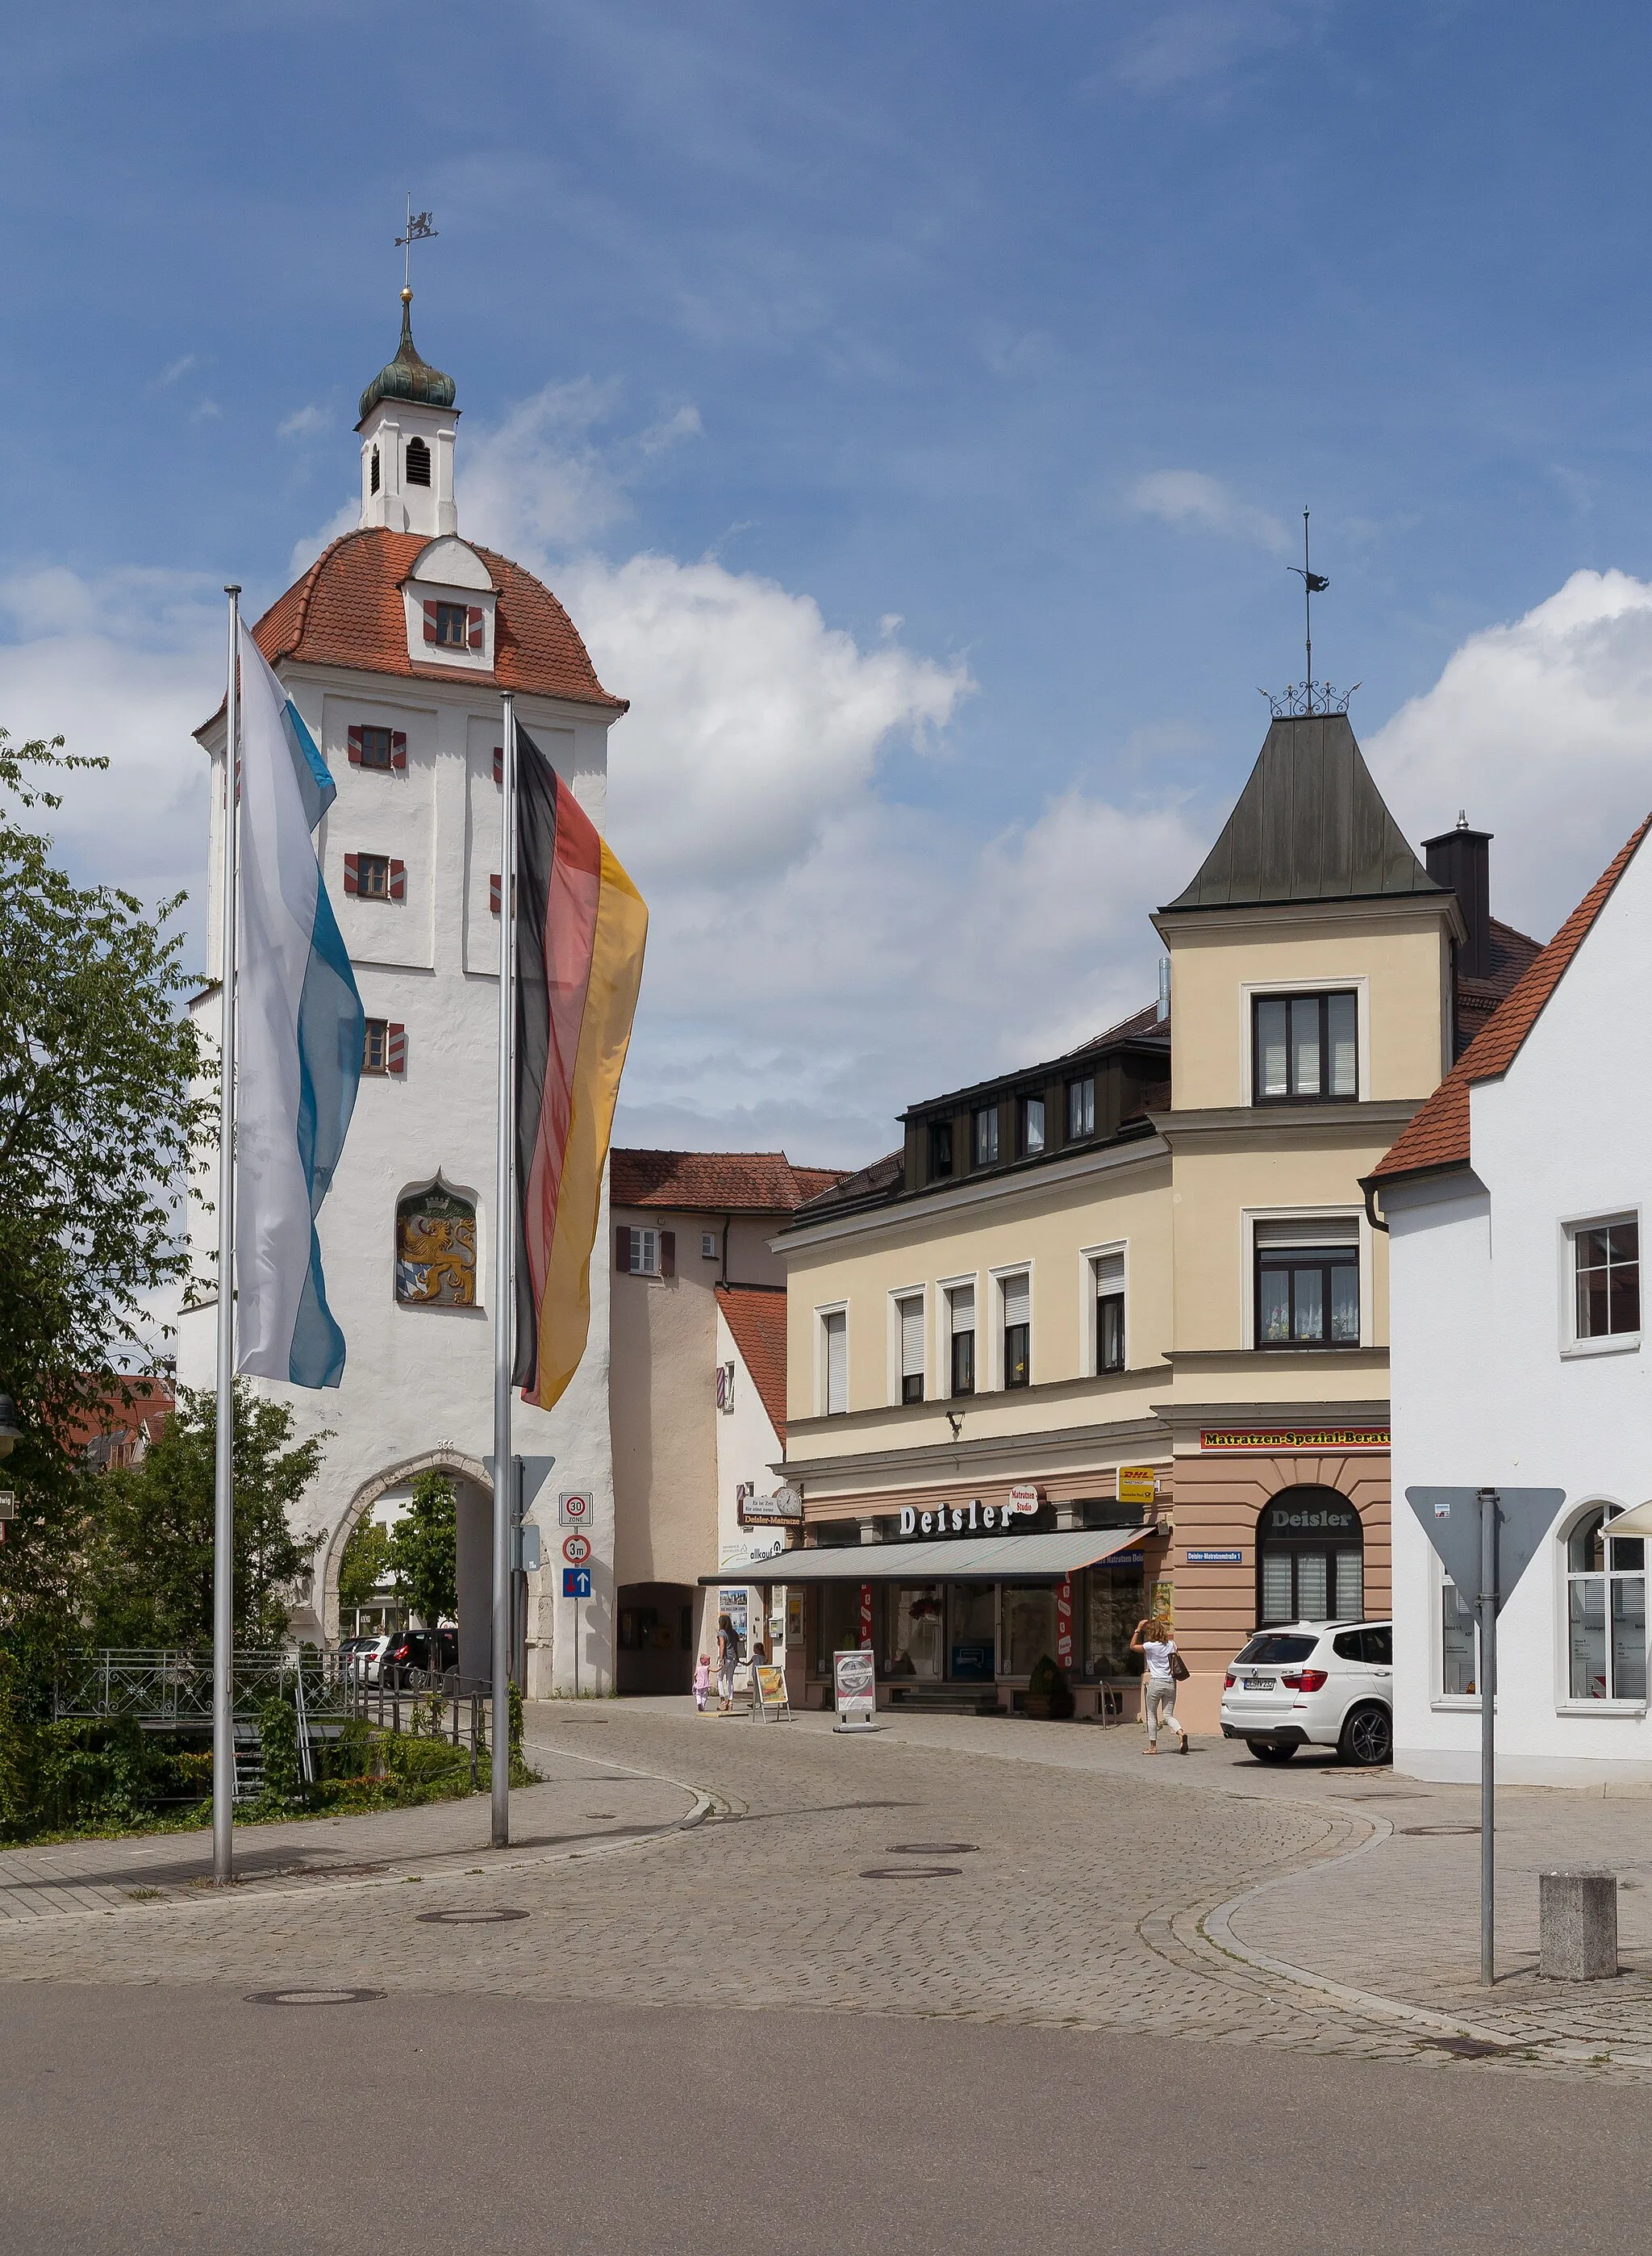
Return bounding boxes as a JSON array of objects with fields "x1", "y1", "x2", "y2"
[
  {"x1": 86, "y1": 1381, "x2": 323, "y2": 1649},
  {"x1": 387, "y1": 1472, "x2": 457, "y2": 1626},
  {"x1": 337, "y1": 1516, "x2": 398, "y2": 1615},
  {"x1": 0, "y1": 729, "x2": 208, "y2": 1659}
]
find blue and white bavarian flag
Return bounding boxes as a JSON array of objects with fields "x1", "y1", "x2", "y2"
[{"x1": 234, "y1": 621, "x2": 364, "y2": 1389}]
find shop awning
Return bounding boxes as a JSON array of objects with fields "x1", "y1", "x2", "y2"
[{"x1": 699, "y1": 1527, "x2": 1145, "y2": 1585}]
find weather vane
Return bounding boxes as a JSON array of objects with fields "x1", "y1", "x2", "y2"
[
  {"x1": 395, "y1": 196, "x2": 439, "y2": 289},
  {"x1": 1262, "y1": 509, "x2": 1356, "y2": 717}
]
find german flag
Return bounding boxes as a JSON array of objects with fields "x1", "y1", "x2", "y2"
[{"x1": 512, "y1": 726, "x2": 648, "y2": 1410}]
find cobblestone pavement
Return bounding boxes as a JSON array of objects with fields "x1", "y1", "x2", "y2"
[{"x1": 10, "y1": 1699, "x2": 1652, "y2": 2084}]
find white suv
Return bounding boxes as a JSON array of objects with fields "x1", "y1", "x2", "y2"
[{"x1": 1219, "y1": 1620, "x2": 1393, "y2": 1765}]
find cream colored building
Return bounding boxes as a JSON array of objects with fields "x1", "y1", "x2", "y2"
[{"x1": 774, "y1": 710, "x2": 1539, "y2": 1734}]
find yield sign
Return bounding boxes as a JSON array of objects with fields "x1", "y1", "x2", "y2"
[{"x1": 1404, "y1": 1487, "x2": 1566, "y2": 1610}]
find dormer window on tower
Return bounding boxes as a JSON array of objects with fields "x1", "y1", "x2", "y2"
[{"x1": 406, "y1": 436, "x2": 432, "y2": 487}]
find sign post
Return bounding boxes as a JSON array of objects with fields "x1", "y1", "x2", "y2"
[{"x1": 1406, "y1": 1484, "x2": 1566, "y2": 1985}]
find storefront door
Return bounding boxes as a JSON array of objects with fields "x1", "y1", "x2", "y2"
[
  {"x1": 889, "y1": 1584, "x2": 945, "y2": 1679},
  {"x1": 949, "y1": 1583, "x2": 995, "y2": 1680},
  {"x1": 1003, "y1": 1583, "x2": 1058, "y2": 1677}
]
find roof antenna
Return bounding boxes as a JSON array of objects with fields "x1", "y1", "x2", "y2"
[{"x1": 1287, "y1": 509, "x2": 1330, "y2": 713}]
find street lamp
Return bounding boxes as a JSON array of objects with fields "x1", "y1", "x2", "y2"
[{"x1": 0, "y1": 1394, "x2": 20, "y2": 1460}]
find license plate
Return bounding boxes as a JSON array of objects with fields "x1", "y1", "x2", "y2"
[{"x1": 1243, "y1": 1676, "x2": 1275, "y2": 1691}]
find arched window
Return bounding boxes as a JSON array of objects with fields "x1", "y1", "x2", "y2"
[
  {"x1": 1256, "y1": 1488, "x2": 1363, "y2": 1626},
  {"x1": 1565, "y1": 1504, "x2": 1646, "y2": 1702},
  {"x1": 395, "y1": 1179, "x2": 476, "y2": 1307},
  {"x1": 406, "y1": 436, "x2": 432, "y2": 487},
  {"x1": 369, "y1": 445, "x2": 380, "y2": 495}
]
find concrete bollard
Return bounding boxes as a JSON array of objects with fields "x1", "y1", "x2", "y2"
[{"x1": 1539, "y1": 1870, "x2": 1618, "y2": 1981}]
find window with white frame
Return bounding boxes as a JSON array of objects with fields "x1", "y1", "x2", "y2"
[
  {"x1": 1565, "y1": 1504, "x2": 1647, "y2": 1702},
  {"x1": 1094, "y1": 1249, "x2": 1125, "y2": 1373},
  {"x1": 896, "y1": 1293, "x2": 925, "y2": 1404},
  {"x1": 1001, "y1": 1272, "x2": 1030, "y2": 1389},
  {"x1": 947, "y1": 1283, "x2": 975, "y2": 1397},
  {"x1": 1569, "y1": 1217, "x2": 1640, "y2": 1345},
  {"x1": 822, "y1": 1309, "x2": 848, "y2": 1416},
  {"x1": 620, "y1": 1226, "x2": 661, "y2": 1276}
]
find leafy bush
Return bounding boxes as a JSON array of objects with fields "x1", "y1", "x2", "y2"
[{"x1": 257, "y1": 1694, "x2": 302, "y2": 1807}]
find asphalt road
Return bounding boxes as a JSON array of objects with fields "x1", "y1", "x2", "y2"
[{"x1": 5, "y1": 1982, "x2": 1647, "y2": 2255}]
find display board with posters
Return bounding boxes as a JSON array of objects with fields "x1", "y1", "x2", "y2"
[
  {"x1": 752, "y1": 1663, "x2": 791, "y2": 1719},
  {"x1": 833, "y1": 1648, "x2": 877, "y2": 1732}
]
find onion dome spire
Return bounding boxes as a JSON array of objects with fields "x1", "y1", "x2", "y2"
[{"x1": 358, "y1": 288, "x2": 457, "y2": 421}]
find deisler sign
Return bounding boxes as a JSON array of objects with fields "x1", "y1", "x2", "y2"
[{"x1": 897, "y1": 1496, "x2": 1039, "y2": 1537}]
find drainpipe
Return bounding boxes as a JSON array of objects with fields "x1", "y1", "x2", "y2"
[
  {"x1": 721, "y1": 1212, "x2": 732, "y2": 1284},
  {"x1": 1361, "y1": 1176, "x2": 1389, "y2": 1235}
]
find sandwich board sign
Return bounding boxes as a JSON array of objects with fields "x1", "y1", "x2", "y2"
[
  {"x1": 1404, "y1": 1484, "x2": 1566, "y2": 1986},
  {"x1": 833, "y1": 1648, "x2": 877, "y2": 1733}
]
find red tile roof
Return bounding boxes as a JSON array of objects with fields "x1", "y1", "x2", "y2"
[
  {"x1": 246, "y1": 528, "x2": 626, "y2": 711},
  {"x1": 716, "y1": 1284, "x2": 787, "y2": 1442},
  {"x1": 611, "y1": 1150, "x2": 845, "y2": 1214},
  {"x1": 1372, "y1": 817, "x2": 1652, "y2": 1185}
]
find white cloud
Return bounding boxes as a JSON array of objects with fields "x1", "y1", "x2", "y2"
[
  {"x1": 278, "y1": 403, "x2": 328, "y2": 441},
  {"x1": 1112, "y1": 1, "x2": 1331, "y2": 97},
  {"x1": 190, "y1": 399, "x2": 221, "y2": 423},
  {"x1": 289, "y1": 498, "x2": 357, "y2": 579},
  {"x1": 1128, "y1": 468, "x2": 1291, "y2": 554},
  {"x1": 1368, "y1": 568, "x2": 1652, "y2": 946},
  {"x1": 461, "y1": 378, "x2": 637, "y2": 552},
  {"x1": 157, "y1": 353, "x2": 196, "y2": 386}
]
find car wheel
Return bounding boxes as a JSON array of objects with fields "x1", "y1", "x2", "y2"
[
  {"x1": 1341, "y1": 1703, "x2": 1392, "y2": 1765},
  {"x1": 1246, "y1": 1739, "x2": 1297, "y2": 1763}
]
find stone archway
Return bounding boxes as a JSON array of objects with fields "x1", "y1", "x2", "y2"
[{"x1": 319, "y1": 1446, "x2": 492, "y2": 1647}]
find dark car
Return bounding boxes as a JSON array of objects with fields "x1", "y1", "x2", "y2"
[{"x1": 381, "y1": 1627, "x2": 458, "y2": 1684}]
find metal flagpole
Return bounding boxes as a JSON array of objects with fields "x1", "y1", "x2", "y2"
[
  {"x1": 1478, "y1": 1485, "x2": 1499, "y2": 1984},
  {"x1": 212, "y1": 586, "x2": 241, "y2": 1886},
  {"x1": 490, "y1": 691, "x2": 517, "y2": 1848}
]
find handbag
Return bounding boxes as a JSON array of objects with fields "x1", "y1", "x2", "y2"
[{"x1": 1169, "y1": 1650, "x2": 1190, "y2": 1682}]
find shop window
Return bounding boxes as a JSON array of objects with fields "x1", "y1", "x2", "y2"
[
  {"x1": 1001, "y1": 1272, "x2": 1030, "y2": 1389},
  {"x1": 1086, "y1": 1557, "x2": 1145, "y2": 1678},
  {"x1": 896, "y1": 1293, "x2": 924, "y2": 1404},
  {"x1": 1570, "y1": 1218, "x2": 1640, "y2": 1344},
  {"x1": 947, "y1": 1282, "x2": 975, "y2": 1397},
  {"x1": 1094, "y1": 1248, "x2": 1125, "y2": 1373},
  {"x1": 1003, "y1": 1584, "x2": 1057, "y2": 1677},
  {"x1": 1253, "y1": 990, "x2": 1358, "y2": 1102},
  {"x1": 1256, "y1": 1489, "x2": 1362, "y2": 1626},
  {"x1": 815, "y1": 1581, "x2": 866, "y2": 1676},
  {"x1": 949, "y1": 1583, "x2": 995, "y2": 1681},
  {"x1": 1565, "y1": 1504, "x2": 1647, "y2": 1702},
  {"x1": 1255, "y1": 1216, "x2": 1359, "y2": 1348},
  {"x1": 1441, "y1": 1578, "x2": 1477, "y2": 1695},
  {"x1": 886, "y1": 1585, "x2": 945, "y2": 1680}
]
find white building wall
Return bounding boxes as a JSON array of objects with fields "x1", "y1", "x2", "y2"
[
  {"x1": 708, "y1": 1306, "x2": 790, "y2": 1665},
  {"x1": 179, "y1": 654, "x2": 621, "y2": 1698},
  {"x1": 1390, "y1": 830, "x2": 1652, "y2": 1782}
]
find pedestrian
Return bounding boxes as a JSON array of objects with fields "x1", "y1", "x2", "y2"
[
  {"x1": 1130, "y1": 1615, "x2": 1189, "y2": 1755},
  {"x1": 692, "y1": 1652, "x2": 711, "y2": 1712},
  {"x1": 715, "y1": 1614, "x2": 740, "y2": 1713}
]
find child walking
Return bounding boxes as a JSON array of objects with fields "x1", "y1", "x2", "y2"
[{"x1": 692, "y1": 1652, "x2": 711, "y2": 1712}]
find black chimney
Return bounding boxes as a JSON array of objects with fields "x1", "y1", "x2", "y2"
[{"x1": 1424, "y1": 813, "x2": 1492, "y2": 980}]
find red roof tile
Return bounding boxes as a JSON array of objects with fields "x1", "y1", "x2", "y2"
[
  {"x1": 1373, "y1": 816, "x2": 1652, "y2": 1185},
  {"x1": 245, "y1": 528, "x2": 625, "y2": 711},
  {"x1": 611, "y1": 1150, "x2": 845, "y2": 1214},
  {"x1": 716, "y1": 1284, "x2": 788, "y2": 1442}
]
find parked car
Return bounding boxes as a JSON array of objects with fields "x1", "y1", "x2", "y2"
[
  {"x1": 380, "y1": 1627, "x2": 459, "y2": 1685},
  {"x1": 1219, "y1": 1620, "x2": 1393, "y2": 1765},
  {"x1": 337, "y1": 1633, "x2": 390, "y2": 1686}
]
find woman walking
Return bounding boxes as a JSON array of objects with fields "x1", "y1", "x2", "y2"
[
  {"x1": 715, "y1": 1613, "x2": 740, "y2": 1714},
  {"x1": 1131, "y1": 1615, "x2": 1189, "y2": 1755}
]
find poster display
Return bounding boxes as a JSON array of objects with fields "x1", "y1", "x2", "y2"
[{"x1": 833, "y1": 1648, "x2": 877, "y2": 1732}]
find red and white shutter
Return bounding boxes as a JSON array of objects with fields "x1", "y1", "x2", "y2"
[
  {"x1": 467, "y1": 606, "x2": 485, "y2": 650},
  {"x1": 389, "y1": 859, "x2": 406, "y2": 901},
  {"x1": 343, "y1": 853, "x2": 359, "y2": 896},
  {"x1": 347, "y1": 725, "x2": 363, "y2": 767},
  {"x1": 492, "y1": 745, "x2": 503, "y2": 786},
  {"x1": 490, "y1": 873, "x2": 502, "y2": 916},
  {"x1": 390, "y1": 731, "x2": 407, "y2": 771},
  {"x1": 386, "y1": 1024, "x2": 407, "y2": 1076},
  {"x1": 422, "y1": 600, "x2": 439, "y2": 645}
]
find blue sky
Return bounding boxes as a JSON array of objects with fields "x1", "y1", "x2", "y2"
[{"x1": 9, "y1": 2, "x2": 1652, "y2": 1159}]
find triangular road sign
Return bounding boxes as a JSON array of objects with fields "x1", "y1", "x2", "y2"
[{"x1": 1405, "y1": 1486, "x2": 1566, "y2": 1611}]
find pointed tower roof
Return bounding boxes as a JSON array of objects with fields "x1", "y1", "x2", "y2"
[
  {"x1": 1161, "y1": 711, "x2": 1444, "y2": 913},
  {"x1": 357, "y1": 288, "x2": 457, "y2": 426}
]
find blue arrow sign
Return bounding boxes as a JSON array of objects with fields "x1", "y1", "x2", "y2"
[{"x1": 562, "y1": 1567, "x2": 592, "y2": 1599}]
